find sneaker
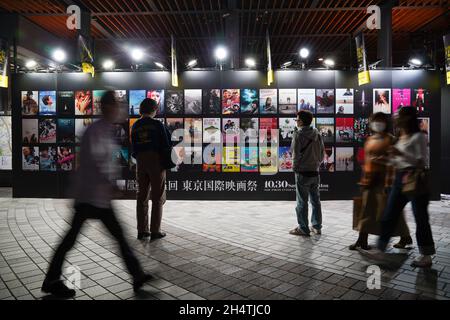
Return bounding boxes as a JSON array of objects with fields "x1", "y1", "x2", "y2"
[
  {"x1": 41, "y1": 280, "x2": 76, "y2": 298},
  {"x1": 310, "y1": 227, "x2": 322, "y2": 235},
  {"x1": 133, "y1": 273, "x2": 154, "y2": 291},
  {"x1": 411, "y1": 255, "x2": 432, "y2": 268},
  {"x1": 289, "y1": 227, "x2": 310, "y2": 237}
]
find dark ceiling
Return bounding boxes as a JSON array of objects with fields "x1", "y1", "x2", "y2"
[{"x1": 0, "y1": 0, "x2": 449, "y2": 70}]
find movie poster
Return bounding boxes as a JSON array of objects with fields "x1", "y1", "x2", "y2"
[
  {"x1": 222, "y1": 89, "x2": 240, "y2": 115},
  {"x1": 203, "y1": 89, "x2": 221, "y2": 115},
  {"x1": 75, "y1": 146, "x2": 81, "y2": 170},
  {"x1": 354, "y1": 88, "x2": 373, "y2": 116},
  {"x1": 203, "y1": 118, "x2": 221, "y2": 143},
  {"x1": 22, "y1": 119, "x2": 38, "y2": 144},
  {"x1": 170, "y1": 146, "x2": 186, "y2": 172},
  {"x1": 335, "y1": 88, "x2": 354, "y2": 114},
  {"x1": 22, "y1": 146, "x2": 39, "y2": 171},
  {"x1": 39, "y1": 91, "x2": 57, "y2": 115},
  {"x1": 412, "y1": 88, "x2": 430, "y2": 113},
  {"x1": 373, "y1": 89, "x2": 391, "y2": 114},
  {"x1": 184, "y1": 146, "x2": 202, "y2": 171},
  {"x1": 241, "y1": 89, "x2": 259, "y2": 114},
  {"x1": 185, "y1": 89, "x2": 202, "y2": 115},
  {"x1": 259, "y1": 89, "x2": 277, "y2": 114},
  {"x1": 93, "y1": 90, "x2": 106, "y2": 115},
  {"x1": 39, "y1": 146, "x2": 57, "y2": 171},
  {"x1": 259, "y1": 118, "x2": 278, "y2": 144},
  {"x1": 222, "y1": 118, "x2": 240, "y2": 144},
  {"x1": 241, "y1": 147, "x2": 258, "y2": 172},
  {"x1": 316, "y1": 118, "x2": 335, "y2": 144},
  {"x1": 147, "y1": 90, "x2": 165, "y2": 116},
  {"x1": 75, "y1": 118, "x2": 93, "y2": 143},
  {"x1": 392, "y1": 88, "x2": 411, "y2": 114},
  {"x1": 39, "y1": 118, "x2": 57, "y2": 143},
  {"x1": 320, "y1": 146, "x2": 335, "y2": 172},
  {"x1": 298, "y1": 89, "x2": 315, "y2": 113},
  {"x1": 57, "y1": 118, "x2": 75, "y2": 143},
  {"x1": 0, "y1": 116, "x2": 12, "y2": 170},
  {"x1": 57, "y1": 146, "x2": 74, "y2": 171},
  {"x1": 202, "y1": 144, "x2": 222, "y2": 172},
  {"x1": 184, "y1": 118, "x2": 202, "y2": 144},
  {"x1": 279, "y1": 118, "x2": 296, "y2": 144},
  {"x1": 316, "y1": 89, "x2": 334, "y2": 114},
  {"x1": 129, "y1": 90, "x2": 146, "y2": 116},
  {"x1": 21, "y1": 91, "x2": 39, "y2": 115},
  {"x1": 336, "y1": 118, "x2": 354, "y2": 143},
  {"x1": 166, "y1": 118, "x2": 184, "y2": 142},
  {"x1": 75, "y1": 90, "x2": 93, "y2": 115},
  {"x1": 336, "y1": 147, "x2": 354, "y2": 171},
  {"x1": 165, "y1": 90, "x2": 184, "y2": 115},
  {"x1": 279, "y1": 146, "x2": 293, "y2": 172},
  {"x1": 278, "y1": 89, "x2": 297, "y2": 114},
  {"x1": 57, "y1": 91, "x2": 75, "y2": 116},
  {"x1": 418, "y1": 117, "x2": 430, "y2": 143},
  {"x1": 240, "y1": 118, "x2": 259, "y2": 144},
  {"x1": 223, "y1": 146, "x2": 240, "y2": 172},
  {"x1": 113, "y1": 122, "x2": 128, "y2": 145},
  {"x1": 112, "y1": 147, "x2": 129, "y2": 167},
  {"x1": 354, "y1": 118, "x2": 369, "y2": 143},
  {"x1": 259, "y1": 147, "x2": 278, "y2": 173},
  {"x1": 129, "y1": 118, "x2": 138, "y2": 141}
]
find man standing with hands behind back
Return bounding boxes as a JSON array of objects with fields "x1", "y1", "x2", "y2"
[{"x1": 290, "y1": 110, "x2": 325, "y2": 237}]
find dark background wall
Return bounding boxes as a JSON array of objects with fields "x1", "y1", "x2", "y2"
[
  {"x1": 11, "y1": 70, "x2": 443, "y2": 200},
  {"x1": 441, "y1": 79, "x2": 450, "y2": 195}
]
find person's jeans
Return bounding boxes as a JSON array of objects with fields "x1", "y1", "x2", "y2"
[
  {"x1": 295, "y1": 173, "x2": 322, "y2": 234},
  {"x1": 377, "y1": 171, "x2": 435, "y2": 255},
  {"x1": 44, "y1": 203, "x2": 144, "y2": 284}
]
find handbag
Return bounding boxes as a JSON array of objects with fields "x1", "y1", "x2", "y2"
[{"x1": 402, "y1": 168, "x2": 430, "y2": 197}]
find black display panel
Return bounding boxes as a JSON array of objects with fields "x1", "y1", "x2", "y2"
[{"x1": 11, "y1": 70, "x2": 442, "y2": 200}]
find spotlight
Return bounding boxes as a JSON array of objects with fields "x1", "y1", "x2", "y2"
[
  {"x1": 281, "y1": 61, "x2": 293, "y2": 68},
  {"x1": 245, "y1": 58, "x2": 256, "y2": 68},
  {"x1": 154, "y1": 62, "x2": 164, "y2": 69},
  {"x1": 299, "y1": 48, "x2": 310, "y2": 59},
  {"x1": 187, "y1": 59, "x2": 198, "y2": 68},
  {"x1": 130, "y1": 48, "x2": 144, "y2": 61},
  {"x1": 52, "y1": 49, "x2": 66, "y2": 63},
  {"x1": 409, "y1": 58, "x2": 422, "y2": 67},
  {"x1": 214, "y1": 46, "x2": 228, "y2": 61},
  {"x1": 324, "y1": 59, "x2": 335, "y2": 67},
  {"x1": 103, "y1": 59, "x2": 115, "y2": 70},
  {"x1": 318, "y1": 58, "x2": 324, "y2": 62},
  {"x1": 25, "y1": 60, "x2": 37, "y2": 69}
]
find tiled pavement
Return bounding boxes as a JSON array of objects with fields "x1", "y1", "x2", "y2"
[{"x1": 1, "y1": 190, "x2": 450, "y2": 300}]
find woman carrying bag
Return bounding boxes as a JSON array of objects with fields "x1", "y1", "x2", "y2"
[
  {"x1": 351, "y1": 112, "x2": 412, "y2": 250},
  {"x1": 362, "y1": 106, "x2": 435, "y2": 268}
]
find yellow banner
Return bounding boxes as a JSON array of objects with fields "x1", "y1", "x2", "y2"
[
  {"x1": 267, "y1": 69, "x2": 274, "y2": 86},
  {"x1": 0, "y1": 75, "x2": 8, "y2": 88},
  {"x1": 358, "y1": 71, "x2": 371, "y2": 86},
  {"x1": 447, "y1": 71, "x2": 450, "y2": 85},
  {"x1": 82, "y1": 62, "x2": 95, "y2": 78}
]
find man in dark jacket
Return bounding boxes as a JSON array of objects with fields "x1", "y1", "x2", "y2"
[
  {"x1": 289, "y1": 110, "x2": 325, "y2": 237},
  {"x1": 131, "y1": 98, "x2": 172, "y2": 241}
]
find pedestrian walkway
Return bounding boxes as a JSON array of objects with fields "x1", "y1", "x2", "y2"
[{"x1": 0, "y1": 194, "x2": 449, "y2": 300}]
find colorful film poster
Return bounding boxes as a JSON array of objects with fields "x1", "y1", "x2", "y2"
[
  {"x1": 259, "y1": 89, "x2": 277, "y2": 114},
  {"x1": 335, "y1": 88, "x2": 354, "y2": 114},
  {"x1": 392, "y1": 88, "x2": 411, "y2": 114},
  {"x1": 336, "y1": 118, "x2": 354, "y2": 143},
  {"x1": 39, "y1": 91, "x2": 57, "y2": 115},
  {"x1": 222, "y1": 89, "x2": 240, "y2": 115},
  {"x1": 222, "y1": 147, "x2": 240, "y2": 172},
  {"x1": 241, "y1": 147, "x2": 258, "y2": 172},
  {"x1": 202, "y1": 144, "x2": 222, "y2": 172},
  {"x1": 278, "y1": 146, "x2": 293, "y2": 172},
  {"x1": 259, "y1": 147, "x2": 278, "y2": 173}
]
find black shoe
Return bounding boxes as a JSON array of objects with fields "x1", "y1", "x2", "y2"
[
  {"x1": 349, "y1": 242, "x2": 372, "y2": 251},
  {"x1": 393, "y1": 236, "x2": 413, "y2": 249},
  {"x1": 150, "y1": 232, "x2": 166, "y2": 240},
  {"x1": 41, "y1": 280, "x2": 76, "y2": 298},
  {"x1": 137, "y1": 232, "x2": 151, "y2": 240},
  {"x1": 133, "y1": 273, "x2": 153, "y2": 291}
]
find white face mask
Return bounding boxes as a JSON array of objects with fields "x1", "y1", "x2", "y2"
[{"x1": 370, "y1": 122, "x2": 386, "y2": 133}]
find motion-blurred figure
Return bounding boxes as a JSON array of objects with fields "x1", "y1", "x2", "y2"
[
  {"x1": 131, "y1": 98, "x2": 171, "y2": 241},
  {"x1": 41, "y1": 91, "x2": 152, "y2": 298},
  {"x1": 362, "y1": 107, "x2": 435, "y2": 268},
  {"x1": 350, "y1": 112, "x2": 412, "y2": 251}
]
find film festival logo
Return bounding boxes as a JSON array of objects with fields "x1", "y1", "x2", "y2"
[
  {"x1": 66, "y1": 5, "x2": 81, "y2": 30},
  {"x1": 170, "y1": 128, "x2": 280, "y2": 176}
]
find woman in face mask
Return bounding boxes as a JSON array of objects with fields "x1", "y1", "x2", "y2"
[{"x1": 350, "y1": 112, "x2": 412, "y2": 250}]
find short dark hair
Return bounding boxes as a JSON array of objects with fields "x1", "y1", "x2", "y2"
[
  {"x1": 139, "y1": 98, "x2": 158, "y2": 115},
  {"x1": 100, "y1": 90, "x2": 117, "y2": 114},
  {"x1": 42, "y1": 95, "x2": 50, "y2": 105},
  {"x1": 297, "y1": 110, "x2": 313, "y2": 126},
  {"x1": 396, "y1": 106, "x2": 420, "y2": 134},
  {"x1": 369, "y1": 112, "x2": 391, "y2": 133}
]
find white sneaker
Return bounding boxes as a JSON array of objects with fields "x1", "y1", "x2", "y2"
[
  {"x1": 411, "y1": 255, "x2": 432, "y2": 268},
  {"x1": 310, "y1": 227, "x2": 322, "y2": 235}
]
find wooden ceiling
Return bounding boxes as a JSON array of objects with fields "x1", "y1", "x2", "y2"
[{"x1": 0, "y1": 0, "x2": 448, "y2": 69}]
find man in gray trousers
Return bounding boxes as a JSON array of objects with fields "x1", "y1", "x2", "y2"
[{"x1": 289, "y1": 110, "x2": 325, "y2": 237}]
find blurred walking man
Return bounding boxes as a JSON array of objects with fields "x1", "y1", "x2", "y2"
[{"x1": 41, "y1": 91, "x2": 152, "y2": 298}]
